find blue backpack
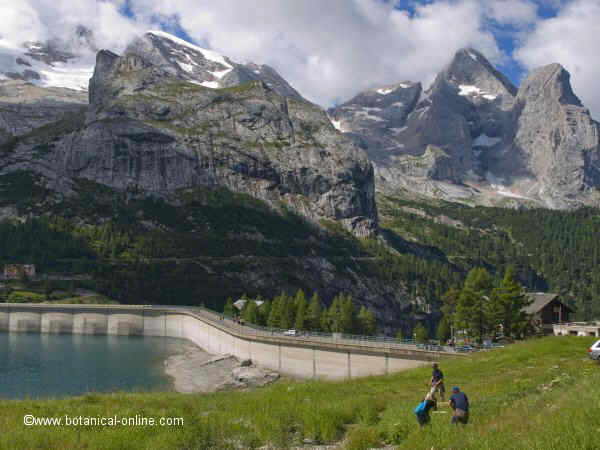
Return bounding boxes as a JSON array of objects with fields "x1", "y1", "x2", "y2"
[{"x1": 414, "y1": 400, "x2": 427, "y2": 416}]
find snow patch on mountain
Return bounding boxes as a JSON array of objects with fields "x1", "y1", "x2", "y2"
[
  {"x1": 377, "y1": 87, "x2": 394, "y2": 95},
  {"x1": 329, "y1": 116, "x2": 346, "y2": 132},
  {"x1": 198, "y1": 80, "x2": 220, "y2": 88},
  {"x1": 458, "y1": 84, "x2": 497, "y2": 100},
  {"x1": 147, "y1": 30, "x2": 232, "y2": 70},
  {"x1": 486, "y1": 172, "x2": 533, "y2": 200}
]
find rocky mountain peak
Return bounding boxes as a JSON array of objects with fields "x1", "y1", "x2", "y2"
[
  {"x1": 517, "y1": 63, "x2": 583, "y2": 107},
  {"x1": 440, "y1": 48, "x2": 517, "y2": 104},
  {"x1": 120, "y1": 30, "x2": 304, "y2": 101},
  {"x1": 511, "y1": 63, "x2": 599, "y2": 208}
]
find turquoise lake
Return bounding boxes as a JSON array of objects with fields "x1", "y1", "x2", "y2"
[{"x1": 0, "y1": 333, "x2": 189, "y2": 399}]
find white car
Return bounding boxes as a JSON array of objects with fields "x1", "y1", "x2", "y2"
[
  {"x1": 283, "y1": 329, "x2": 298, "y2": 336},
  {"x1": 588, "y1": 339, "x2": 600, "y2": 360}
]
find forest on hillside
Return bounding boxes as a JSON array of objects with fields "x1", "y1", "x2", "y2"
[
  {"x1": 2, "y1": 184, "x2": 600, "y2": 328},
  {"x1": 379, "y1": 195, "x2": 600, "y2": 320}
]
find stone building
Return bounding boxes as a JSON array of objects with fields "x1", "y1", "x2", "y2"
[{"x1": 3, "y1": 264, "x2": 36, "y2": 279}]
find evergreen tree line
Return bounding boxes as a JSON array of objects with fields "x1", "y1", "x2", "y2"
[
  {"x1": 436, "y1": 266, "x2": 533, "y2": 343},
  {"x1": 382, "y1": 198, "x2": 600, "y2": 320},
  {"x1": 223, "y1": 290, "x2": 377, "y2": 336}
]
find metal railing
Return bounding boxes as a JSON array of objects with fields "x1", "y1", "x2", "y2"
[
  {"x1": 0, "y1": 302, "x2": 478, "y2": 354},
  {"x1": 163, "y1": 304, "x2": 467, "y2": 354}
]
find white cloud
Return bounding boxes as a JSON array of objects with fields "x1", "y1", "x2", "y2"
[
  {"x1": 515, "y1": 0, "x2": 600, "y2": 119},
  {"x1": 126, "y1": 0, "x2": 503, "y2": 105},
  {"x1": 0, "y1": 2, "x2": 47, "y2": 48},
  {"x1": 484, "y1": 0, "x2": 539, "y2": 26},
  {"x1": 0, "y1": 0, "x2": 146, "y2": 56}
]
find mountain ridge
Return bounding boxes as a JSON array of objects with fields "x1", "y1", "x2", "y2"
[{"x1": 330, "y1": 48, "x2": 600, "y2": 210}]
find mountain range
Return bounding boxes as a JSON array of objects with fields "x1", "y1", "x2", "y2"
[
  {"x1": 1, "y1": 29, "x2": 377, "y2": 237},
  {"x1": 3, "y1": 29, "x2": 599, "y2": 218},
  {"x1": 2, "y1": 28, "x2": 600, "y2": 327},
  {"x1": 329, "y1": 48, "x2": 600, "y2": 209}
]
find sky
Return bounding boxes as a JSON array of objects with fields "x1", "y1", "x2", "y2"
[{"x1": 0, "y1": 0, "x2": 598, "y2": 118}]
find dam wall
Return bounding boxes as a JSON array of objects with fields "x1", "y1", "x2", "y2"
[{"x1": 0, "y1": 304, "x2": 461, "y2": 379}]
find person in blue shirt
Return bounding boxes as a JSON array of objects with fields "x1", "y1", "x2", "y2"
[
  {"x1": 449, "y1": 386, "x2": 469, "y2": 424},
  {"x1": 414, "y1": 392, "x2": 437, "y2": 427}
]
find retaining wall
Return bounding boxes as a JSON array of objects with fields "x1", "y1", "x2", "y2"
[{"x1": 0, "y1": 304, "x2": 459, "y2": 379}]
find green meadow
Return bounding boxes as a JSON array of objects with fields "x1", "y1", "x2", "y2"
[{"x1": 0, "y1": 336, "x2": 596, "y2": 449}]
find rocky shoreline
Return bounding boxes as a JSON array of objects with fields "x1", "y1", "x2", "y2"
[{"x1": 164, "y1": 344, "x2": 279, "y2": 393}]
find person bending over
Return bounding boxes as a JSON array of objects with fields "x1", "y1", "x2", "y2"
[{"x1": 449, "y1": 386, "x2": 469, "y2": 425}]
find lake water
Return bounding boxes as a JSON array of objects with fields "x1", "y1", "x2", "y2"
[{"x1": 0, "y1": 333, "x2": 190, "y2": 399}]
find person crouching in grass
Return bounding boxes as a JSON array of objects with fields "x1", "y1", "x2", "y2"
[{"x1": 449, "y1": 386, "x2": 469, "y2": 425}]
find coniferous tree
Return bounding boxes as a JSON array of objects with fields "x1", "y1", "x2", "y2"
[
  {"x1": 327, "y1": 295, "x2": 344, "y2": 332},
  {"x1": 414, "y1": 323, "x2": 429, "y2": 343},
  {"x1": 243, "y1": 300, "x2": 259, "y2": 324},
  {"x1": 340, "y1": 295, "x2": 356, "y2": 333},
  {"x1": 490, "y1": 266, "x2": 533, "y2": 339},
  {"x1": 320, "y1": 306, "x2": 331, "y2": 332},
  {"x1": 357, "y1": 306, "x2": 376, "y2": 335},
  {"x1": 441, "y1": 287, "x2": 461, "y2": 322},
  {"x1": 223, "y1": 297, "x2": 235, "y2": 317},
  {"x1": 279, "y1": 293, "x2": 295, "y2": 330},
  {"x1": 436, "y1": 316, "x2": 451, "y2": 342},
  {"x1": 294, "y1": 294, "x2": 308, "y2": 330},
  {"x1": 455, "y1": 267, "x2": 493, "y2": 343},
  {"x1": 257, "y1": 300, "x2": 271, "y2": 326},
  {"x1": 267, "y1": 296, "x2": 283, "y2": 328},
  {"x1": 307, "y1": 292, "x2": 322, "y2": 331}
]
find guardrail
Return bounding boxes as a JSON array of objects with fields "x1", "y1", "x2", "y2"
[
  {"x1": 159, "y1": 304, "x2": 469, "y2": 354},
  {"x1": 0, "y1": 302, "x2": 480, "y2": 355}
]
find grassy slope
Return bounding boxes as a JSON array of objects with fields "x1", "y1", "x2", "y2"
[{"x1": 0, "y1": 337, "x2": 597, "y2": 449}]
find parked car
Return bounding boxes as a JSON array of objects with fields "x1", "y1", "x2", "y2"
[
  {"x1": 283, "y1": 329, "x2": 298, "y2": 336},
  {"x1": 588, "y1": 339, "x2": 600, "y2": 360}
]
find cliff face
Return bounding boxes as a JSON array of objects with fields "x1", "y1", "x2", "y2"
[
  {"x1": 512, "y1": 64, "x2": 600, "y2": 208},
  {"x1": 330, "y1": 49, "x2": 600, "y2": 209},
  {"x1": 1, "y1": 37, "x2": 378, "y2": 237}
]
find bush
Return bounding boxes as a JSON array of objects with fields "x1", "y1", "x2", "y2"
[
  {"x1": 414, "y1": 323, "x2": 429, "y2": 343},
  {"x1": 8, "y1": 290, "x2": 45, "y2": 303},
  {"x1": 344, "y1": 426, "x2": 382, "y2": 450}
]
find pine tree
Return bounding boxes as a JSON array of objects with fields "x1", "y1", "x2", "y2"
[
  {"x1": 267, "y1": 296, "x2": 282, "y2": 328},
  {"x1": 243, "y1": 301, "x2": 259, "y2": 324},
  {"x1": 436, "y1": 316, "x2": 451, "y2": 342},
  {"x1": 340, "y1": 295, "x2": 356, "y2": 333},
  {"x1": 295, "y1": 295, "x2": 307, "y2": 330},
  {"x1": 414, "y1": 323, "x2": 428, "y2": 343},
  {"x1": 257, "y1": 300, "x2": 271, "y2": 326},
  {"x1": 223, "y1": 297, "x2": 235, "y2": 317},
  {"x1": 307, "y1": 292, "x2": 322, "y2": 331},
  {"x1": 491, "y1": 266, "x2": 533, "y2": 339},
  {"x1": 357, "y1": 306, "x2": 376, "y2": 335},
  {"x1": 441, "y1": 287, "x2": 461, "y2": 322},
  {"x1": 455, "y1": 267, "x2": 493, "y2": 343},
  {"x1": 327, "y1": 295, "x2": 344, "y2": 332},
  {"x1": 294, "y1": 289, "x2": 306, "y2": 307},
  {"x1": 279, "y1": 293, "x2": 295, "y2": 330}
]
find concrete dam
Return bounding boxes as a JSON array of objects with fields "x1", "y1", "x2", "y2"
[{"x1": 0, "y1": 303, "x2": 463, "y2": 379}]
